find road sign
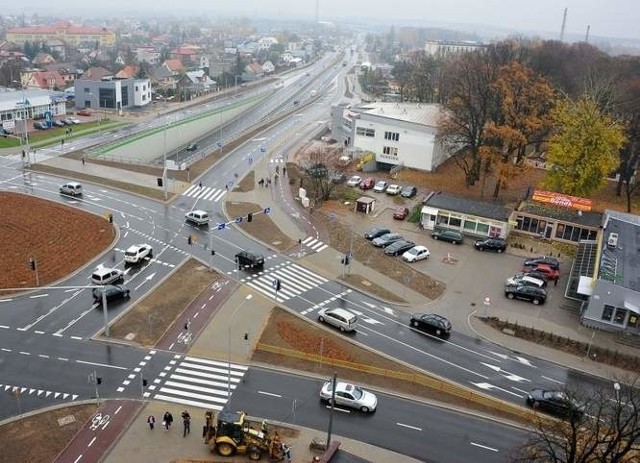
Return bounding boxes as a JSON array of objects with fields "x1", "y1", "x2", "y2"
[
  {"x1": 217, "y1": 223, "x2": 226, "y2": 230},
  {"x1": 484, "y1": 296, "x2": 491, "y2": 305},
  {"x1": 235, "y1": 217, "x2": 243, "y2": 224},
  {"x1": 263, "y1": 207, "x2": 271, "y2": 214}
]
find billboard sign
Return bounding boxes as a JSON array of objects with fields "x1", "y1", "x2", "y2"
[{"x1": 532, "y1": 189, "x2": 592, "y2": 211}]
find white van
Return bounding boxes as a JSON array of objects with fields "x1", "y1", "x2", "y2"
[
  {"x1": 60, "y1": 182, "x2": 83, "y2": 197},
  {"x1": 185, "y1": 210, "x2": 209, "y2": 226},
  {"x1": 91, "y1": 266, "x2": 124, "y2": 285},
  {"x1": 317, "y1": 308, "x2": 358, "y2": 332}
]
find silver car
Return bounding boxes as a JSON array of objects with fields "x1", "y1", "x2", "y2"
[{"x1": 319, "y1": 381, "x2": 377, "y2": 412}]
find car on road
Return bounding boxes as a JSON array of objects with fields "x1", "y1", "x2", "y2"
[
  {"x1": 526, "y1": 388, "x2": 584, "y2": 419},
  {"x1": 186, "y1": 142, "x2": 198, "y2": 151},
  {"x1": 359, "y1": 177, "x2": 375, "y2": 190},
  {"x1": 523, "y1": 263, "x2": 559, "y2": 281},
  {"x1": 319, "y1": 381, "x2": 377, "y2": 412},
  {"x1": 400, "y1": 185, "x2": 418, "y2": 198},
  {"x1": 409, "y1": 313, "x2": 452, "y2": 338},
  {"x1": 124, "y1": 244, "x2": 153, "y2": 265},
  {"x1": 506, "y1": 273, "x2": 546, "y2": 288},
  {"x1": 235, "y1": 251, "x2": 265, "y2": 269},
  {"x1": 317, "y1": 307, "x2": 358, "y2": 332},
  {"x1": 431, "y1": 229, "x2": 463, "y2": 244},
  {"x1": 92, "y1": 284, "x2": 130, "y2": 304},
  {"x1": 364, "y1": 227, "x2": 390, "y2": 240},
  {"x1": 505, "y1": 284, "x2": 547, "y2": 305},
  {"x1": 524, "y1": 256, "x2": 560, "y2": 270},
  {"x1": 474, "y1": 238, "x2": 507, "y2": 253},
  {"x1": 384, "y1": 240, "x2": 415, "y2": 256},
  {"x1": 372, "y1": 232, "x2": 403, "y2": 248},
  {"x1": 77, "y1": 109, "x2": 92, "y2": 116},
  {"x1": 385, "y1": 184, "x2": 402, "y2": 195},
  {"x1": 59, "y1": 181, "x2": 83, "y2": 197},
  {"x1": 402, "y1": 245, "x2": 430, "y2": 262},
  {"x1": 346, "y1": 175, "x2": 362, "y2": 187},
  {"x1": 91, "y1": 266, "x2": 124, "y2": 285},
  {"x1": 393, "y1": 206, "x2": 410, "y2": 220},
  {"x1": 185, "y1": 210, "x2": 209, "y2": 226},
  {"x1": 373, "y1": 180, "x2": 388, "y2": 193}
]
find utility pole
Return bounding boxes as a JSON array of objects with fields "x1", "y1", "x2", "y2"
[{"x1": 326, "y1": 372, "x2": 337, "y2": 448}]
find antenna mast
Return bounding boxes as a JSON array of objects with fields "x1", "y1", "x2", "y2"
[{"x1": 560, "y1": 7, "x2": 568, "y2": 41}]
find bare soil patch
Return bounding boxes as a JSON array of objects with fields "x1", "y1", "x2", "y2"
[
  {"x1": 0, "y1": 404, "x2": 97, "y2": 463},
  {"x1": 0, "y1": 192, "x2": 114, "y2": 293},
  {"x1": 109, "y1": 259, "x2": 221, "y2": 346},
  {"x1": 225, "y1": 201, "x2": 297, "y2": 252}
]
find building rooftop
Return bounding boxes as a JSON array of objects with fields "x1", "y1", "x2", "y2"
[
  {"x1": 353, "y1": 102, "x2": 441, "y2": 127},
  {"x1": 518, "y1": 201, "x2": 602, "y2": 228},
  {"x1": 0, "y1": 89, "x2": 53, "y2": 112},
  {"x1": 600, "y1": 210, "x2": 640, "y2": 291},
  {"x1": 424, "y1": 191, "x2": 511, "y2": 222}
]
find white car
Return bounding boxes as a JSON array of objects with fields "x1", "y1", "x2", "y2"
[
  {"x1": 402, "y1": 245, "x2": 430, "y2": 262},
  {"x1": 373, "y1": 181, "x2": 388, "y2": 193},
  {"x1": 346, "y1": 175, "x2": 362, "y2": 187},
  {"x1": 319, "y1": 381, "x2": 377, "y2": 413},
  {"x1": 386, "y1": 184, "x2": 402, "y2": 195},
  {"x1": 124, "y1": 244, "x2": 153, "y2": 265}
]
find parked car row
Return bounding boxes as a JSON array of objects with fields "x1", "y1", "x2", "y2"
[
  {"x1": 504, "y1": 256, "x2": 561, "y2": 306},
  {"x1": 365, "y1": 227, "x2": 431, "y2": 262},
  {"x1": 345, "y1": 175, "x2": 417, "y2": 198},
  {"x1": 34, "y1": 118, "x2": 80, "y2": 130}
]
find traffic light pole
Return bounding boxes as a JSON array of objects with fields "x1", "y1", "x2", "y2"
[{"x1": 102, "y1": 289, "x2": 110, "y2": 337}]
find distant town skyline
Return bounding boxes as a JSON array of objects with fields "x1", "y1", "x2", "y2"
[{"x1": 5, "y1": 0, "x2": 640, "y2": 41}]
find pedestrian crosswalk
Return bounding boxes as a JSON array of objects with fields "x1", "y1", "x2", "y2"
[
  {"x1": 240, "y1": 261, "x2": 328, "y2": 302},
  {"x1": 147, "y1": 355, "x2": 248, "y2": 411},
  {"x1": 301, "y1": 236, "x2": 328, "y2": 253},
  {"x1": 182, "y1": 184, "x2": 227, "y2": 202}
]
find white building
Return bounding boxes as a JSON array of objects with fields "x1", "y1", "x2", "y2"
[
  {"x1": 0, "y1": 88, "x2": 67, "y2": 133},
  {"x1": 135, "y1": 46, "x2": 161, "y2": 65},
  {"x1": 258, "y1": 37, "x2": 279, "y2": 51},
  {"x1": 424, "y1": 40, "x2": 486, "y2": 57},
  {"x1": 332, "y1": 102, "x2": 452, "y2": 172}
]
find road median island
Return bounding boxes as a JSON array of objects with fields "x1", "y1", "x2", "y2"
[
  {"x1": 253, "y1": 307, "x2": 536, "y2": 426},
  {"x1": 109, "y1": 258, "x2": 221, "y2": 346},
  {"x1": 226, "y1": 201, "x2": 298, "y2": 252}
]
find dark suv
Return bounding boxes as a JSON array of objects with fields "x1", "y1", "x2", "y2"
[
  {"x1": 409, "y1": 313, "x2": 452, "y2": 338},
  {"x1": 523, "y1": 256, "x2": 560, "y2": 270},
  {"x1": 505, "y1": 284, "x2": 547, "y2": 305},
  {"x1": 474, "y1": 238, "x2": 507, "y2": 253},
  {"x1": 431, "y1": 229, "x2": 464, "y2": 244},
  {"x1": 235, "y1": 251, "x2": 265, "y2": 269}
]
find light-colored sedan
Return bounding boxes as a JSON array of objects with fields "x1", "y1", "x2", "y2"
[
  {"x1": 373, "y1": 180, "x2": 388, "y2": 193},
  {"x1": 346, "y1": 175, "x2": 362, "y2": 187},
  {"x1": 124, "y1": 244, "x2": 153, "y2": 265},
  {"x1": 402, "y1": 245, "x2": 430, "y2": 262},
  {"x1": 319, "y1": 381, "x2": 378, "y2": 412},
  {"x1": 386, "y1": 184, "x2": 402, "y2": 195}
]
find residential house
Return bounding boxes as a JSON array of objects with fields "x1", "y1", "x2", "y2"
[
  {"x1": 32, "y1": 52, "x2": 56, "y2": 67},
  {"x1": 135, "y1": 46, "x2": 161, "y2": 65},
  {"x1": 148, "y1": 65, "x2": 176, "y2": 91},
  {"x1": 242, "y1": 61, "x2": 264, "y2": 82},
  {"x1": 22, "y1": 70, "x2": 66, "y2": 91},
  {"x1": 258, "y1": 37, "x2": 279, "y2": 51},
  {"x1": 162, "y1": 59, "x2": 185, "y2": 76},
  {"x1": 170, "y1": 46, "x2": 203, "y2": 67},
  {"x1": 261, "y1": 61, "x2": 275, "y2": 74},
  {"x1": 176, "y1": 70, "x2": 216, "y2": 99},
  {"x1": 116, "y1": 65, "x2": 139, "y2": 79}
]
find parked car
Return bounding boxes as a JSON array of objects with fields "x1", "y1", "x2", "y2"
[
  {"x1": 526, "y1": 388, "x2": 585, "y2": 420},
  {"x1": 53, "y1": 120, "x2": 65, "y2": 127},
  {"x1": 372, "y1": 180, "x2": 388, "y2": 193},
  {"x1": 400, "y1": 185, "x2": 418, "y2": 198},
  {"x1": 385, "y1": 184, "x2": 402, "y2": 195},
  {"x1": 522, "y1": 269, "x2": 550, "y2": 283},
  {"x1": 409, "y1": 313, "x2": 452, "y2": 338},
  {"x1": 235, "y1": 251, "x2": 265, "y2": 269},
  {"x1": 77, "y1": 109, "x2": 92, "y2": 116},
  {"x1": 372, "y1": 233, "x2": 404, "y2": 248},
  {"x1": 523, "y1": 263, "x2": 559, "y2": 281},
  {"x1": 384, "y1": 240, "x2": 415, "y2": 256},
  {"x1": 69, "y1": 118, "x2": 81, "y2": 124},
  {"x1": 506, "y1": 273, "x2": 547, "y2": 288},
  {"x1": 505, "y1": 284, "x2": 547, "y2": 305},
  {"x1": 359, "y1": 177, "x2": 375, "y2": 190},
  {"x1": 124, "y1": 244, "x2": 153, "y2": 265},
  {"x1": 33, "y1": 121, "x2": 49, "y2": 130},
  {"x1": 474, "y1": 238, "x2": 507, "y2": 253},
  {"x1": 393, "y1": 206, "x2": 410, "y2": 220},
  {"x1": 186, "y1": 142, "x2": 198, "y2": 151},
  {"x1": 364, "y1": 227, "x2": 390, "y2": 240},
  {"x1": 346, "y1": 175, "x2": 362, "y2": 187},
  {"x1": 317, "y1": 307, "x2": 358, "y2": 332},
  {"x1": 402, "y1": 245, "x2": 430, "y2": 262},
  {"x1": 61, "y1": 118, "x2": 75, "y2": 125},
  {"x1": 431, "y1": 229, "x2": 464, "y2": 244},
  {"x1": 319, "y1": 381, "x2": 377, "y2": 412},
  {"x1": 330, "y1": 173, "x2": 347, "y2": 184},
  {"x1": 524, "y1": 256, "x2": 560, "y2": 270},
  {"x1": 92, "y1": 284, "x2": 130, "y2": 304}
]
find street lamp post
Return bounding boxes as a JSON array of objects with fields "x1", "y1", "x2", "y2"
[
  {"x1": 13, "y1": 81, "x2": 31, "y2": 167},
  {"x1": 227, "y1": 294, "x2": 253, "y2": 398}
]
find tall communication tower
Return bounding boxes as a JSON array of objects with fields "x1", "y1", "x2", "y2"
[
  {"x1": 585, "y1": 25, "x2": 591, "y2": 43},
  {"x1": 560, "y1": 7, "x2": 568, "y2": 41}
]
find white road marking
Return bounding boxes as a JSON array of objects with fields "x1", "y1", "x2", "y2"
[
  {"x1": 88, "y1": 436, "x2": 96, "y2": 447},
  {"x1": 514, "y1": 356, "x2": 536, "y2": 367},
  {"x1": 396, "y1": 422, "x2": 422, "y2": 431},
  {"x1": 541, "y1": 375, "x2": 564, "y2": 385},
  {"x1": 76, "y1": 360, "x2": 128, "y2": 370},
  {"x1": 29, "y1": 294, "x2": 49, "y2": 299},
  {"x1": 470, "y1": 442, "x2": 499, "y2": 452},
  {"x1": 325, "y1": 405, "x2": 351, "y2": 413},
  {"x1": 258, "y1": 391, "x2": 282, "y2": 398}
]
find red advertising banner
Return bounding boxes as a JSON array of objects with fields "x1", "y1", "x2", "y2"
[{"x1": 532, "y1": 190, "x2": 592, "y2": 211}]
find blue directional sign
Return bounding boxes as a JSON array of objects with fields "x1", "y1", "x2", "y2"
[
  {"x1": 217, "y1": 223, "x2": 226, "y2": 230},
  {"x1": 263, "y1": 207, "x2": 271, "y2": 214},
  {"x1": 260, "y1": 146, "x2": 267, "y2": 153},
  {"x1": 235, "y1": 217, "x2": 243, "y2": 224}
]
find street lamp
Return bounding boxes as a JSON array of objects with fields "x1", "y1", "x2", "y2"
[
  {"x1": 12, "y1": 81, "x2": 30, "y2": 167},
  {"x1": 228, "y1": 294, "x2": 253, "y2": 397}
]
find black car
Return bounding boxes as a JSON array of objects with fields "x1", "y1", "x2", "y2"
[
  {"x1": 384, "y1": 240, "x2": 415, "y2": 256},
  {"x1": 474, "y1": 238, "x2": 507, "y2": 253},
  {"x1": 92, "y1": 284, "x2": 130, "y2": 304},
  {"x1": 186, "y1": 142, "x2": 198, "y2": 151},
  {"x1": 409, "y1": 313, "x2": 451, "y2": 338},
  {"x1": 372, "y1": 233, "x2": 404, "y2": 248},
  {"x1": 431, "y1": 229, "x2": 464, "y2": 244},
  {"x1": 523, "y1": 256, "x2": 560, "y2": 270},
  {"x1": 400, "y1": 185, "x2": 418, "y2": 198},
  {"x1": 364, "y1": 227, "x2": 391, "y2": 240},
  {"x1": 235, "y1": 251, "x2": 265, "y2": 269},
  {"x1": 505, "y1": 284, "x2": 547, "y2": 305},
  {"x1": 526, "y1": 388, "x2": 584, "y2": 419}
]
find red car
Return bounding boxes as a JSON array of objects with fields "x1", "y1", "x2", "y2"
[
  {"x1": 359, "y1": 177, "x2": 375, "y2": 190},
  {"x1": 393, "y1": 206, "x2": 410, "y2": 220},
  {"x1": 77, "y1": 109, "x2": 92, "y2": 116},
  {"x1": 523, "y1": 263, "x2": 559, "y2": 281}
]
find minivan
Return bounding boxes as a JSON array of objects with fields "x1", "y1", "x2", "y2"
[
  {"x1": 60, "y1": 182, "x2": 83, "y2": 197},
  {"x1": 91, "y1": 266, "x2": 124, "y2": 285},
  {"x1": 185, "y1": 210, "x2": 209, "y2": 226},
  {"x1": 317, "y1": 307, "x2": 358, "y2": 332}
]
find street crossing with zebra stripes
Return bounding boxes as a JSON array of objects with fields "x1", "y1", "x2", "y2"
[
  {"x1": 181, "y1": 184, "x2": 227, "y2": 202},
  {"x1": 240, "y1": 261, "x2": 328, "y2": 302},
  {"x1": 301, "y1": 236, "x2": 328, "y2": 253},
  {"x1": 146, "y1": 355, "x2": 248, "y2": 411}
]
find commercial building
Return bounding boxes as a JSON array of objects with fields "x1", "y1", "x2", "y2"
[
  {"x1": 0, "y1": 89, "x2": 67, "y2": 133},
  {"x1": 424, "y1": 40, "x2": 487, "y2": 57},
  {"x1": 7, "y1": 23, "x2": 116, "y2": 47},
  {"x1": 75, "y1": 77, "x2": 151, "y2": 112}
]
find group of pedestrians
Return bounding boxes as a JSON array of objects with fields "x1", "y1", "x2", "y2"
[
  {"x1": 147, "y1": 410, "x2": 191, "y2": 437},
  {"x1": 258, "y1": 177, "x2": 272, "y2": 188}
]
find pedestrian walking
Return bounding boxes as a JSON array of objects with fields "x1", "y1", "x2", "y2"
[
  {"x1": 275, "y1": 165, "x2": 280, "y2": 175},
  {"x1": 198, "y1": 181, "x2": 202, "y2": 189},
  {"x1": 181, "y1": 410, "x2": 191, "y2": 437},
  {"x1": 147, "y1": 415, "x2": 156, "y2": 430},
  {"x1": 81, "y1": 156, "x2": 85, "y2": 166},
  {"x1": 163, "y1": 411, "x2": 173, "y2": 431},
  {"x1": 283, "y1": 443, "x2": 292, "y2": 463},
  {"x1": 258, "y1": 178, "x2": 264, "y2": 187},
  {"x1": 282, "y1": 166, "x2": 286, "y2": 176}
]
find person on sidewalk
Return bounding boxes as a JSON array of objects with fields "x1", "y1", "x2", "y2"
[
  {"x1": 181, "y1": 410, "x2": 191, "y2": 437},
  {"x1": 81, "y1": 156, "x2": 85, "y2": 166},
  {"x1": 163, "y1": 411, "x2": 173, "y2": 431},
  {"x1": 147, "y1": 415, "x2": 155, "y2": 430}
]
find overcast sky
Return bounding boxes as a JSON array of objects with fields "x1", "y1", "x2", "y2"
[{"x1": 11, "y1": 0, "x2": 640, "y2": 41}]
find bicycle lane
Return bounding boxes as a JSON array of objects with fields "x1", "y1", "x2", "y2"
[
  {"x1": 155, "y1": 277, "x2": 236, "y2": 353},
  {"x1": 54, "y1": 399, "x2": 141, "y2": 463}
]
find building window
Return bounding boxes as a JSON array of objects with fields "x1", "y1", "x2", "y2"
[
  {"x1": 629, "y1": 315, "x2": 639, "y2": 328},
  {"x1": 463, "y1": 220, "x2": 477, "y2": 232},
  {"x1": 476, "y1": 223, "x2": 489, "y2": 235},
  {"x1": 84, "y1": 87, "x2": 90, "y2": 93},
  {"x1": 382, "y1": 146, "x2": 398, "y2": 156},
  {"x1": 384, "y1": 131, "x2": 400, "y2": 141},
  {"x1": 449, "y1": 217, "x2": 462, "y2": 227},
  {"x1": 602, "y1": 305, "x2": 614, "y2": 321},
  {"x1": 356, "y1": 127, "x2": 375, "y2": 137},
  {"x1": 613, "y1": 308, "x2": 627, "y2": 325}
]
